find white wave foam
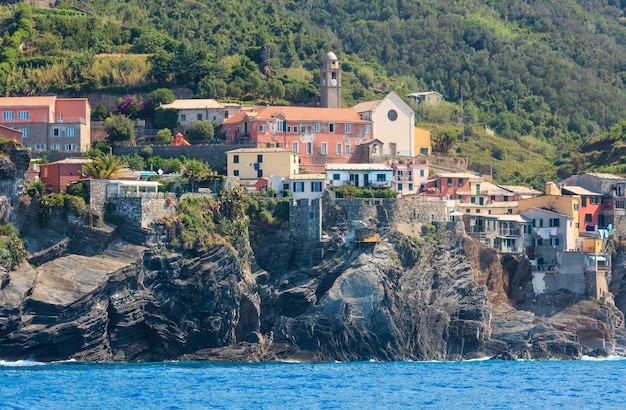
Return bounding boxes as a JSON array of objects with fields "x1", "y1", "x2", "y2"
[
  {"x1": 581, "y1": 355, "x2": 626, "y2": 361},
  {"x1": 0, "y1": 360, "x2": 46, "y2": 367}
]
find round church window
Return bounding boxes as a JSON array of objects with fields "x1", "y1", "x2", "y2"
[{"x1": 387, "y1": 109, "x2": 398, "y2": 121}]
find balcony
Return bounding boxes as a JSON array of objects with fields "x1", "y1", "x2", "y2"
[
  {"x1": 369, "y1": 181, "x2": 393, "y2": 188},
  {"x1": 533, "y1": 263, "x2": 558, "y2": 272},
  {"x1": 497, "y1": 228, "x2": 521, "y2": 237}
]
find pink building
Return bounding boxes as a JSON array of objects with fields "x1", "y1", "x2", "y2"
[
  {"x1": 222, "y1": 106, "x2": 373, "y2": 172},
  {"x1": 0, "y1": 96, "x2": 91, "y2": 153},
  {"x1": 0, "y1": 125, "x2": 22, "y2": 144},
  {"x1": 40, "y1": 158, "x2": 92, "y2": 193}
]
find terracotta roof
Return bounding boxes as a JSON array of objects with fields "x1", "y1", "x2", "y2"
[
  {"x1": 44, "y1": 158, "x2": 92, "y2": 165},
  {"x1": 226, "y1": 148, "x2": 292, "y2": 154},
  {"x1": 225, "y1": 106, "x2": 366, "y2": 123},
  {"x1": 0, "y1": 96, "x2": 57, "y2": 107},
  {"x1": 289, "y1": 173, "x2": 326, "y2": 180},
  {"x1": 161, "y1": 99, "x2": 226, "y2": 109},
  {"x1": 562, "y1": 185, "x2": 603, "y2": 196},
  {"x1": 326, "y1": 163, "x2": 392, "y2": 171},
  {"x1": 352, "y1": 100, "x2": 382, "y2": 113},
  {"x1": 434, "y1": 172, "x2": 482, "y2": 179}
]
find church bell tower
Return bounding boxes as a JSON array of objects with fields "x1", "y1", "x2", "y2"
[{"x1": 320, "y1": 51, "x2": 341, "y2": 108}]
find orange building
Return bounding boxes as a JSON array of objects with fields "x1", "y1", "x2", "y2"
[
  {"x1": 222, "y1": 106, "x2": 373, "y2": 172},
  {"x1": 0, "y1": 96, "x2": 90, "y2": 153}
]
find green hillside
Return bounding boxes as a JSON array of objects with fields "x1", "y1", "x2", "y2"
[{"x1": 4, "y1": 1, "x2": 626, "y2": 182}]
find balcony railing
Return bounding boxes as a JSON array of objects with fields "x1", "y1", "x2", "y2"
[
  {"x1": 497, "y1": 228, "x2": 521, "y2": 237},
  {"x1": 533, "y1": 263, "x2": 558, "y2": 272}
]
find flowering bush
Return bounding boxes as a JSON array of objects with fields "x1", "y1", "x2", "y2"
[{"x1": 114, "y1": 94, "x2": 146, "y2": 119}]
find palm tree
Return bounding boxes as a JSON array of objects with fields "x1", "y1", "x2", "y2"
[
  {"x1": 182, "y1": 159, "x2": 211, "y2": 192},
  {"x1": 83, "y1": 153, "x2": 127, "y2": 179}
]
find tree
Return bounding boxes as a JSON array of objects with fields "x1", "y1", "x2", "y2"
[
  {"x1": 432, "y1": 130, "x2": 457, "y2": 154},
  {"x1": 83, "y1": 153, "x2": 127, "y2": 179},
  {"x1": 196, "y1": 76, "x2": 227, "y2": 99},
  {"x1": 265, "y1": 78, "x2": 285, "y2": 103},
  {"x1": 186, "y1": 120, "x2": 214, "y2": 143},
  {"x1": 105, "y1": 114, "x2": 135, "y2": 144},
  {"x1": 156, "y1": 128, "x2": 174, "y2": 143},
  {"x1": 183, "y1": 159, "x2": 211, "y2": 192},
  {"x1": 147, "y1": 88, "x2": 175, "y2": 117}
]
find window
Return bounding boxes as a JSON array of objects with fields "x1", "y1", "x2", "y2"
[
  {"x1": 311, "y1": 181, "x2": 323, "y2": 192},
  {"x1": 292, "y1": 142, "x2": 298, "y2": 153},
  {"x1": 50, "y1": 143, "x2": 61, "y2": 150},
  {"x1": 585, "y1": 214, "x2": 592, "y2": 222},
  {"x1": 377, "y1": 174, "x2": 386, "y2": 182},
  {"x1": 224, "y1": 111, "x2": 229, "y2": 119},
  {"x1": 333, "y1": 174, "x2": 340, "y2": 180},
  {"x1": 447, "y1": 178, "x2": 453, "y2": 187},
  {"x1": 277, "y1": 121, "x2": 286, "y2": 132},
  {"x1": 306, "y1": 142, "x2": 312, "y2": 154},
  {"x1": 550, "y1": 238, "x2": 560, "y2": 246},
  {"x1": 458, "y1": 195, "x2": 463, "y2": 202},
  {"x1": 257, "y1": 154, "x2": 263, "y2": 163},
  {"x1": 294, "y1": 126, "x2": 298, "y2": 133},
  {"x1": 65, "y1": 144, "x2": 76, "y2": 151},
  {"x1": 197, "y1": 114, "x2": 203, "y2": 121},
  {"x1": 535, "y1": 239, "x2": 543, "y2": 246},
  {"x1": 236, "y1": 126, "x2": 240, "y2": 133},
  {"x1": 35, "y1": 144, "x2": 45, "y2": 150},
  {"x1": 336, "y1": 143, "x2": 342, "y2": 156},
  {"x1": 314, "y1": 123, "x2": 320, "y2": 132},
  {"x1": 387, "y1": 109, "x2": 398, "y2": 121},
  {"x1": 233, "y1": 155, "x2": 239, "y2": 163},
  {"x1": 259, "y1": 124, "x2": 266, "y2": 132},
  {"x1": 19, "y1": 129, "x2": 28, "y2": 137},
  {"x1": 345, "y1": 144, "x2": 351, "y2": 156},
  {"x1": 293, "y1": 182, "x2": 304, "y2": 192},
  {"x1": 533, "y1": 219, "x2": 543, "y2": 227},
  {"x1": 397, "y1": 183, "x2": 403, "y2": 191},
  {"x1": 479, "y1": 197, "x2": 484, "y2": 205},
  {"x1": 549, "y1": 218, "x2": 560, "y2": 227},
  {"x1": 364, "y1": 125, "x2": 371, "y2": 134},
  {"x1": 471, "y1": 197, "x2": 476, "y2": 204},
  {"x1": 233, "y1": 170, "x2": 239, "y2": 177},
  {"x1": 458, "y1": 178, "x2": 464, "y2": 187},
  {"x1": 287, "y1": 126, "x2": 292, "y2": 132},
  {"x1": 180, "y1": 114, "x2": 186, "y2": 122},
  {"x1": 329, "y1": 123, "x2": 335, "y2": 133},
  {"x1": 18, "y1": 111, "x2": 28, "y2": 119},
  {"x1": 51, "y1": 128, "x2": 60, "y2": 137},
  {"x1": 420, "y1": 169, "x2": 425, "y2": 177},
  {"x1": 257, "y1": 169, "x2": 263, "y2": 178},
  {"x1": 66, "y1": 128, "x2": 76, "y2": 137},
  {"x1": 524, "y1": 225, "x2": 531, "y2": 234},
  {"x1": 475, "y1": 209, "x2": 480, "y2": 213},
  {"x1": 582, "y1": 197, "x2": 587, "y2": 207},
  {"x1": 3, "y1": 112, "x2": 14, "y2": 120},
  {"x1": 345, "y1": 124, "x2": 351, "y2": 133},
  {"x1": 321, "y1": 142, "x2": 327, "y2": 154},
  {"x1": 397, "y1": 170, "x2": 404, "y2": 177},
  {"x1": 408, "y1": 183, "x2": 413, "y2": 191},
  {"x1": 576, "y1": 222, "x2": 580, "y2": 228},
  {"x1": 574, "y1": 203, "x2": 579, "y2": 211}
]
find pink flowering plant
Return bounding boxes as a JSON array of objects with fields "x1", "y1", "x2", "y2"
[{"x1": 114, "y1": 95, "x2": 147, "y2": 119}]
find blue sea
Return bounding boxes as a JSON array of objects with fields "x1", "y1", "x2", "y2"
[{"x1": 1, "y1": 358, "x2": 624, "y2": 409}]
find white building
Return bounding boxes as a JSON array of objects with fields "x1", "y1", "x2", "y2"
[
  {"x1": 326, "y1": 163, "x2": 393, "y2": 189},
  {"x1": 353, "y1": 92, "x2": 415, "y2": 157},
  {"x1": 161, "y1": 99, "x2": 242, "y2": 130}
]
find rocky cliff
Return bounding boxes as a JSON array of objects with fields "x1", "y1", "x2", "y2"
[{"x1": 0, "y1": 150, "x2": 625, "y2": 362}]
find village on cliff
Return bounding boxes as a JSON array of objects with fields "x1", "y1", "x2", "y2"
[{"x1": 0, "y1": 51, "x2": 623, "y2": 312}]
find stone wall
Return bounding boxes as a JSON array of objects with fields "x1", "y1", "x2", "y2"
[
  {"x1": 289, "y1": 198, "x2": 322, "y2": 242},
  {"x1": 87, "y1": 179, "x2": 109, "y2": 212},
  {"x1": 108, "y1": 195, "x2": 177, "y2": 228}
]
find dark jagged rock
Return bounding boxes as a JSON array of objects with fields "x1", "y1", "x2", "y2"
[{"x1": 0, "y1": 143, "x2": 624, "y2": 361}]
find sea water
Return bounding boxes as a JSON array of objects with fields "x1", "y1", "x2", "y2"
[{"x1": 1, "y1": 358, "x2": 625, "y2": 409}]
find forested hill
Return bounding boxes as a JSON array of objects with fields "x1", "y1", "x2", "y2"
[{"x1": 5, "y1": 0, "x2": 626, "y2": 176}]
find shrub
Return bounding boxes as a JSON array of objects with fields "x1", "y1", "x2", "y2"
[{"x1": 0, "y1": 224, "x2": 26, "y2": 269}]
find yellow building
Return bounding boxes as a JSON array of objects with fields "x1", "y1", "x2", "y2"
[
  {"x1": 414, "y1": 127, "x2": 431, "y2": 156},
  {"x1": 226, "y1": 148, "x2": 299, "y2": 180}
]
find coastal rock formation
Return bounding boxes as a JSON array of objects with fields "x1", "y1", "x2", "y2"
[{"x1": 0, "y1": 149, "x2": 624, "y2": 362}]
